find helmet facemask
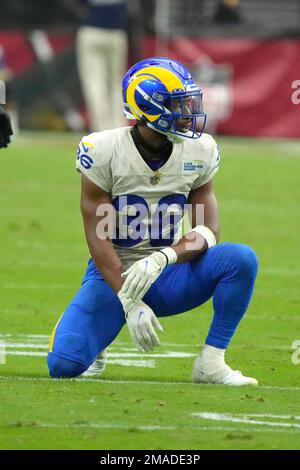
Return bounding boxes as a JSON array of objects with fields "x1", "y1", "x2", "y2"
[
  {"x1": 149, "y1": 89, "x2": 206, "y2": 142},
  {"x1": 124, "y1": 88, "x2": 206, "y2": 143}
]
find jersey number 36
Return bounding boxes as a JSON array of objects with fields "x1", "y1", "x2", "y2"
[{"x1": 112, "y1": 194, "x2": 187, "y2": 248}]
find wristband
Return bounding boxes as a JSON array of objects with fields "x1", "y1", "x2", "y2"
[
  {"x1": 159, "y1": 247, "x2": 177, "y2": 265},
  {"x1": 187, "y1": 225, "x2": 216, "y2": 249}
]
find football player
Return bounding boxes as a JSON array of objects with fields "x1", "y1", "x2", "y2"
[
  {"x1": 0, "y1": 105, "x2": 13, "y2": 148},
  {"x1": 47, "y1": 57, "x2": 258, "y2": 385}
]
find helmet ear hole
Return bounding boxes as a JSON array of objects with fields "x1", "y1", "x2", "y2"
[{"x1": 158, "y1": 119, "x2": 171, "y2": 129}]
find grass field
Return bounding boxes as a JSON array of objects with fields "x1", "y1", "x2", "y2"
[{"x1": 0, "y1": 132, "x2": 300, "y2": 450}]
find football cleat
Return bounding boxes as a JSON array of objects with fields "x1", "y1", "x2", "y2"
[
  {"x1": 81, "y1": 349, "x2": 108, "y2": 377},
  {"x1": 192, "y1": 355, "x2": 258, "y2": 386}
]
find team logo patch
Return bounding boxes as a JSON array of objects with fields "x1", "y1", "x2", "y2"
[{"x1": 182, "y1": 160, "x2": 205, "y2": 174}]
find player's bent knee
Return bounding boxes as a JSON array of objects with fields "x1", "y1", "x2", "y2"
[
  {"x1": 220, "y1": 243, "x2": 258, "y2": 278},
  {"x1": 230, "y1": 243, "x2": 258, "y2": 278},
  {"x1": 238, "y1": 245, "x2": 258, "y2": 276},
  {"x1": 48, "y1": 330, "x2": 92, "y2": 378},
  {"x1": 47, "y1": 352, "x2": 87, "y2": 378}
]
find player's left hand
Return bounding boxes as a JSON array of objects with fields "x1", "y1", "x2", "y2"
[
  {"x1": 120, "y1": 252, "x2": 168, "y2": 301},
  {"x1": 118, "y1": 291, "x2": 163, "y2": 352},
  {"x1": 125, "y1": 300, "x2": 163, "y2": 352}
]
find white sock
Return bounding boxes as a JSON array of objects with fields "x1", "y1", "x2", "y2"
[
  {"x1": 200, "y1": 344, "x2": 226, "y2": 366},
  {"x1": 195, "y1": 344, "x2": 232, "y2": 382}
]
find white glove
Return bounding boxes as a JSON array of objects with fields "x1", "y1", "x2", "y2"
[
  {"x1": 118, "y1": 292, "x2": 163, "y2": 352},
  {"x1": 120, "y1": 247, "x2": 177, "y2": 301}
]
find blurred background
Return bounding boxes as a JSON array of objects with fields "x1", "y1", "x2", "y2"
[{"x1": 1, "y1": 0, "x2": 300, "y2": 137}]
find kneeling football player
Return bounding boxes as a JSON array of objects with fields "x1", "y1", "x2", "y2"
[{"x1": 47, "y1": 57, "x2": 258, "y2": 386}]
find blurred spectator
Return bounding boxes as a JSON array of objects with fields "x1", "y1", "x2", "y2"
[
  {"x1": 213, "y1": 0, "x2": 242, "y2": 25},
  {"x1": 65, "y1": 0, "x2": 129, "y2": 131},
  {"x1": 0, "y1": 45, "x2": 16, "y2": 143}
]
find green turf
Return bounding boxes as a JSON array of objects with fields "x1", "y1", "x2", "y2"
[{"x1": 0, "y1": 132, "x2": 300, "y2": 450}]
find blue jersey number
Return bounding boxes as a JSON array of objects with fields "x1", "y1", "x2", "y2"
[
  {"x1": 112, "y1": 194, "x2": 187, "y2": 248},
  {"x1": 77, "y1": 144, "x2": 94, "y2": 169}
]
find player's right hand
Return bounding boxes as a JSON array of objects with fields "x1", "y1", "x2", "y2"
[{"x1": 118, "y1": 292, "x2": 163, "y2": 352}]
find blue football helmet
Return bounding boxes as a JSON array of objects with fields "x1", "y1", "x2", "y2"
[{"x1": 122, "y1": 57, "x2": 206, "y2": 142}]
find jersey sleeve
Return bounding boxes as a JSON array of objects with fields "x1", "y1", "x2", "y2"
[
  {"x1": 76, "y1": 133, "x2": 112, "y2": 193},
  {"x1": 191, "y1": 136, "x2": 220, "y2": 190}
]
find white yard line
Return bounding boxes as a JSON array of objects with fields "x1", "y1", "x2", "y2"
[
  {"x1": 2, "y1": 346, "x2": 195, "y2": 358},
  {"x1": 0, "y1": 375, "x2": 299, "y2": 392},
  {"x1": 1, "y1": 343, "x2": 295, "y2": 351},
  {"x1": 0, "y1": 335, "x2": 295, "y2": 351},
  {"x1": 2, "y1": 353, "x2": 155, "y2": 368},
  {"x1": 0, "y1": 335, "x2": 298, "y2": 389},
  {"x1": 244, "y1": 413, "x2": 300, "y2": 420},
  {"x1": 5, "y1": 421, "x2": 298, "y2": 434},
  {"x1": 192, "y1": 412, "x2": 300, "y2": 429},
  {"x1": 4, "y1": 343, "x2": 50, "y2": 349},
  {"x1": 108, "y1": 359, "x2": 155, "y2": 368},
  {"x1": 0, "y1": 334, "x2": 50, "y2": 338},
  {"x1": 5, "y1": 351, "x2": 48, "y2": 357},
  {"x1": 1, "y1": 345, "x2": 294, "y2": 360}
]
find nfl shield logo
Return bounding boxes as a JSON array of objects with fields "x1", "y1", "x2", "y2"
[{"x1": 150, "y1": 174, "x2": 160, "y2": 185}]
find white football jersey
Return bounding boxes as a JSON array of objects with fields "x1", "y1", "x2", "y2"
[{"x1": 76, "y1": 126, "x2": 220, "y2": 269}]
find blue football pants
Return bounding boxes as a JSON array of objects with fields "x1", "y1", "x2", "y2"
[{"x1": 47, "y1": 242, "x2": 258, "y2": 378}]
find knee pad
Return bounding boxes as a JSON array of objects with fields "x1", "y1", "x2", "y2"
[{"x1": 47, "y1": 352, "x2": 87, "y2": 378}]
